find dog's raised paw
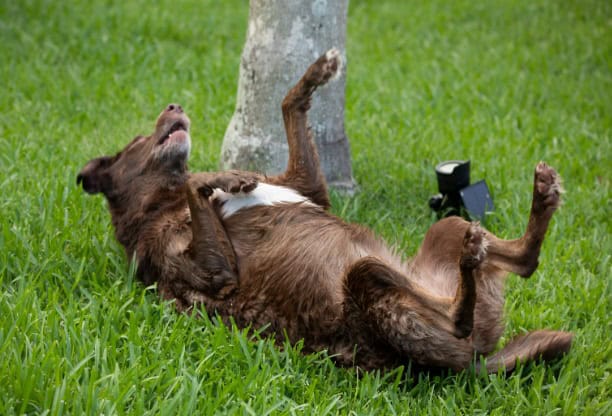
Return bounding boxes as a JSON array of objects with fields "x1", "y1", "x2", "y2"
[
  {"x1": 228, "y1": 177, "x2": 258, "y2": 194},
  {"x1": 213, "y1": 171, "x2": 260, "y2": 195},
  {"x1": 323, "y1": 48, "x2": 343, "y2": 81},
  {"x1": 534, "y1": 161, "x2": 563, "y2": 211},
  {"x1": 460, "y1": 222, "x2": 488, "y2": 269}
]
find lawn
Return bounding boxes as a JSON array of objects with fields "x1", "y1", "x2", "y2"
[{"x1": 1, "y1": 0, "x2": 610, "y2": 414}]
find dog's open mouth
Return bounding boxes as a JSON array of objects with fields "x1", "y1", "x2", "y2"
[{"x1": 158, "y1": 121, "x2": 188, "y2": 145}]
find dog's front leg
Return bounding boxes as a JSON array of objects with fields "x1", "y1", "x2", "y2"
[
  {"x1": 176, "y1": 172, "x2": 254, "y2": 301},
  {"x1": 269, "y1": 49, "x2": 343, "y2": 209}
]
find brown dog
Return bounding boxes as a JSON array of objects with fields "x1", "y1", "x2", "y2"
[{"x1": 78, "y1": 49, "x2": 572, "y2": 373}]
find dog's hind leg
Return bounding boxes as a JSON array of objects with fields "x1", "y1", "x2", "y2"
[
  {"x1": 469, "y1": 163, "x2": 567, "y2": 355},
  {"x1": 409, "y1": 162, "x2": 564, "y2": 355},
  {"x1": 269, "y1": 49, "x2": 343, "y2": 209},
  {"x1": 413, "y1": 163, "x2": 562, "y2": 277},
  {"x1": 483, "y1": 162, "x2": 563, "y2": 278},
  {"x1": 410, "y1": 216, "x2": 507, "y2": 355},
  {"x1": 346, "y1": 224, "x2": 487, "y2": 371}
]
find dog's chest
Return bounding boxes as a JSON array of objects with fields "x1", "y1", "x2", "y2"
[{"x1": 211, "y1": 183, "x2": 313, "y2": 218}]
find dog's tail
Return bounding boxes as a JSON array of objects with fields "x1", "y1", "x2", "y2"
[{"x1": 477, "y1": 330, "x2": 573, "y2": 374}]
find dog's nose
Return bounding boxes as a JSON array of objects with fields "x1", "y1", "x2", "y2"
[{"x1": 166, "y1": 103, "x2": 183, "y2": 113}]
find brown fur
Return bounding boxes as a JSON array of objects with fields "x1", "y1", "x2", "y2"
[{"x1": 78, "y1": 50, "x2": 572, "y2": 373}]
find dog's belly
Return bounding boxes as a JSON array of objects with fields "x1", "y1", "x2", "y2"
[{"x1": 222, "y1": 203, "x2": 404, "y2": 341}]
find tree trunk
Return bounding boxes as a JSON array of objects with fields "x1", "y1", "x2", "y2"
[{"x1": 221, "y1": 0, "x2": 355, "y2": 192}]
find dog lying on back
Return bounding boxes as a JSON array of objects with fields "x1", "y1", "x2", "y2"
[{"x1": 78, "y1": 49, "x2": 572, "y2": 372}]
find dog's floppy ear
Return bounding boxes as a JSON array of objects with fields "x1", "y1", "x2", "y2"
[{"x1": 77, "y1": 156, "x2": 113, "y2": 194}]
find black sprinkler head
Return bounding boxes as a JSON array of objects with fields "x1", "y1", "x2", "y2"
[{"x1": 429, "y1": 160, "x2": 494, "y2": 221}]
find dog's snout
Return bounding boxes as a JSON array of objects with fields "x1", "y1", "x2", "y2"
[{"x1": 166, "y1": 104, "x2": 183, "y2": 113}]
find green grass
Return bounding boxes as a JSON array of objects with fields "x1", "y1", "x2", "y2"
[{"x1": 1, "y1": 0, "x2": 610, "y2": 414}]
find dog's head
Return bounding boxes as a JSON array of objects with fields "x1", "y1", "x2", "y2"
[{"x1": 77, "y1": 104, "x2": 191, "y2": 203}]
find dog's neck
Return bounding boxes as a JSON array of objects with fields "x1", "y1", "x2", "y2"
[{"x1": 108, "y1": 174, "x2": 189, "y2": 258}]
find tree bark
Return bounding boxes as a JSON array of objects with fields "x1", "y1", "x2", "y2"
[{"x1": 221, "y1": 0, "x2": 355, "y2": 191}]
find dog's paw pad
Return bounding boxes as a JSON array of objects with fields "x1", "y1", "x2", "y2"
[
  {"x1": 323, "y1": 48, "x2": 343, "y2": 80},
  {"x1": 310, "y1": 48, "x2": 343, "y2": 86},
  {"x1": 534, "y1": 162, "x2": 563, "y2": 210},
  {"x1": 228, "y1": 177, "x2": 258, "y2": 194},
  {"x1": 461, "y1": 222, "x2": 488, "y2": 268},
  {"x1": 206, "y1": 171, "x2": 261, "y2": 195}
]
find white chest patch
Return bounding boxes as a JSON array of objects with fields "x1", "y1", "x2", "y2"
[{"x1": 211, "y1": 183, "x2": 313, "y2": 218}]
